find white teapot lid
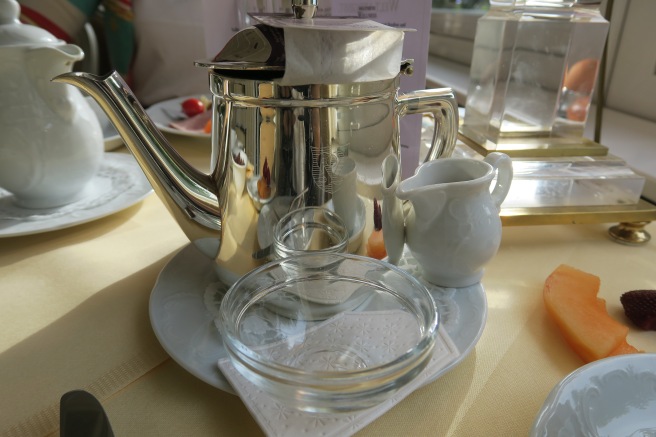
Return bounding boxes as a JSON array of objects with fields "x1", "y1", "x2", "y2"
[{"x1": 0, "y1": 0, "x2": 60, "y2": 47}]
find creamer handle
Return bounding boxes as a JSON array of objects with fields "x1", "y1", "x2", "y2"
[{"x1": 484, "y1": 152, "x2": 514, "y2": 209}]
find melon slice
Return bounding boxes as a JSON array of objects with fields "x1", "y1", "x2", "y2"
[
  {"x1": 543, "y1": 264, "x2": 634, "y2": 363},
  {"x1": 608, "y1": 338, "x2": 642, "y2": 357}
]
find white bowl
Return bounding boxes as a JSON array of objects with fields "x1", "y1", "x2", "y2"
[{"x1": 531, "y1": 353, "x2": 656, "y2": 436}]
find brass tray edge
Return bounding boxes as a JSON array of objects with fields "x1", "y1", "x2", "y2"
[
  {"x1": 500, "y1": 198, "x2": 656, "y2": 226},
  {"x1": 458, "y1": 131, "x2": 609, "y2": 158}
]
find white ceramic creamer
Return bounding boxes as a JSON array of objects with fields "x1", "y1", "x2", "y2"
[{"x1": 383, "y1": 152, "x2": 513, "y2": 287}]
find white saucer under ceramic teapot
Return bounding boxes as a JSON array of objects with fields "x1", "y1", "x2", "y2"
[{"x1": 0, "y1": 0, "x2": 103, "y2": 208}]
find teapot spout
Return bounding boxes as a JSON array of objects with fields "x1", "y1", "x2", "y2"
[{"x1": 53, "y1": 71, "x2": 223, "y2": 256}]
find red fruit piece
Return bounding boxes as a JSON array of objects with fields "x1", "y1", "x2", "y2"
[
  {"x1": 181, "y1": 98, "x2": 205, "y2": 117},
  {"x1": 620, "y1": 289, "x2": 656, "y2": 331}
]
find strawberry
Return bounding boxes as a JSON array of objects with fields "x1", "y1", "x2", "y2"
[{"x1": 620, "y1": 289, "x2": 656, "y2": 331}]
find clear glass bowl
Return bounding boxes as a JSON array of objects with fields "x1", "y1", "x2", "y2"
[
  {"x1": 273, "y1": 206, "x2": 349, "y2": 259},
  {"x1": 218, "y1": 253, "x2": 438, "y2": 413}
]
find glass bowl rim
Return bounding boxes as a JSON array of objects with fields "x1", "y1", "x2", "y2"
[
  {"x1": 272, "y1": 206, "x2": 350, "y2": 256},
  {"x1": 218, "y1": 252, "x2": 439, "y2": 382}
]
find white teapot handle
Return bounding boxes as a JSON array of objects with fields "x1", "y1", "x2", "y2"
[{"x1": 483, "y1": 152, "x2": 513, "y2": 209}]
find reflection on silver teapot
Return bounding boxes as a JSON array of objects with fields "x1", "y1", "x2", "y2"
[{"x1": 55, "y1": 43, "x2": 458, "y2": 285}]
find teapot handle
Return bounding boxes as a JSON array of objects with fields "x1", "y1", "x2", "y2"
[
  {"x1": 397, "y1": 88, "x2": 459, "y2": 162},
  {"x1": 483, "y1": 152, "x2": 513, "y2": 209}
]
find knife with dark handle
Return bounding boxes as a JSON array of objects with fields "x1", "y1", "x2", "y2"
[{"x1": 60, "y1": 390, "x2": 115, "y2": 437}]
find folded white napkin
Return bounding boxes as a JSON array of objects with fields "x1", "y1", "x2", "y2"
[{"x1": 218, "y1": 322, "x2": 459, "y2": 437}]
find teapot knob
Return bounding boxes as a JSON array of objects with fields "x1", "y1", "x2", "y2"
[
  {"x1": 292, "y1": 0, "x2": 317, "y2": 19},
  {"x1": 0, "y1": 0, "x2": 20, "y2": 25}
]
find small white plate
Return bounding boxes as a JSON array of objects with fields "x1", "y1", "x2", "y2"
[
  {"x1": 531, "y1": 353, "x2": 656, "y2": 436},
  {"x1": 146, "y1": 95, "x2": 212, "y2": 138},
  {"x1": 149, "y1": 244, "x2": 487, "y2": 393},
  {"x1": 0, "y1": 153, "x2": 152, "y2": 237},
  {"x1": 86, "y1": 96, "x2": 123, "y2": 151}
]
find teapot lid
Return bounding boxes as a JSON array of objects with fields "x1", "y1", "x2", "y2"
[
  {"x1": 0, "y1": 0, "x2": 61, "y2": 47},
  {"x1": 197, "y1": 12, "x2": 410, "y2": 83}
]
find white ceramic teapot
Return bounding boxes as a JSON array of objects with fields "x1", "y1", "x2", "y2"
[
  {"x1": 381, "y1": 152, "x2": 513, "y2": 288},
  {"x1": 0, "y1": 0, "x2": 103, "y2": 208}
]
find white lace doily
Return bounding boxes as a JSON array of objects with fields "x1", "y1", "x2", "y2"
[{"x1": 0, "y1": 153, "x2": 152, "y2": 237}]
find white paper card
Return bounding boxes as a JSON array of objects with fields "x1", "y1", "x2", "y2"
[{"x1": 218, "y1": 315, "x2": 460, "y2": 437}]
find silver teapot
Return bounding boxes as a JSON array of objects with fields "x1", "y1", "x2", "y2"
[{"x1": 56, "y1": 20, "x2": 458, "y2": 283}]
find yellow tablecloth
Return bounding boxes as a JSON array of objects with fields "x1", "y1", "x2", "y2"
[{"x1": 1, "y1": 137, "x2": 655, "y2": 437}]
